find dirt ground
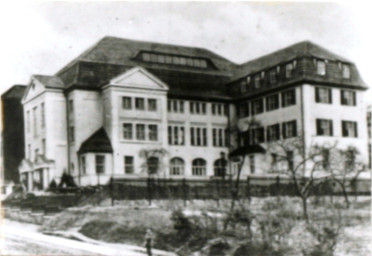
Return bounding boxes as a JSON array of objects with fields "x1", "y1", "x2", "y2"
[{"x1": 41, "y1": 196, "x2": 371, "y2": 256}]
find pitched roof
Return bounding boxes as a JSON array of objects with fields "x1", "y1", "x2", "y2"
[
  {"x1": 233, "y1": 40, "x2": 353, "y2": 79},
  {"x1": 78, "y1": 127, "x2": 113, "y2": 154},
  {"x1": 56, "y1": 36, "x2": 237, "y2": 76},
  {"x1": 33, "y1": 75, "x2": 65, "y2": 89},
  {"x1": 1, "y1": 85, "x2": 27, "y2": 99}
]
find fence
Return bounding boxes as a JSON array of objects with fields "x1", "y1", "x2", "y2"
[{"x1": 110, "y1": 176, "x2": 370, "y2": 202}]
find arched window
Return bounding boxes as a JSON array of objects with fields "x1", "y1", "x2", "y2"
[
  {"x1": 147, "y1": 157, "x2": 159, "y2": 174},
  {"x1": 170, "y1": 157, "x2": 185, "y2": 175},
  {"x1": 214, "y1": 159, "x2": 227, "y2": 177},
  {"x1": 192, "y1": 158, "x2": 206, "y2": 176}
]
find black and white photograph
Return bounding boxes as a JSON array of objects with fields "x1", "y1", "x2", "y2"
[{"x1": 1, "y1": 1, "x2": 371, "y2": 255}]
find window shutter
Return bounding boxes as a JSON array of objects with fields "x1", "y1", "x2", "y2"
[
  {"x1": 341, "y1": 121, "x2": 346, "y2": 137},
  {"x1": 282, "y1": 123, "x2": 287, "y2": 139},
  {"x1": 276, "y1": 124, "x2": 280, "y2": 140},
  {"x1": 316, "y1": 119, "x2": 321, "y2": 135},
  {"x1": 315, "y1": 87, "x2": 320, "y2": 102},
  {"x1": 355, "y1": 122, "x2": 358, "y2": 137},
  {"x1": 330, "y1": 120, "x2": 333, "y2": 136},
  {"x1": 329, "y1": 89, "x2": 332, "y2": 103},
  {"x1": 353, "y1": 92, "x2": 356, "y2": 106},
  {"x1": 293, "y1": 120, "x2": 297, "y2": 137}
]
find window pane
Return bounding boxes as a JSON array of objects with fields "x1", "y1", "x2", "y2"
[
  {"x1": 135, "y1": 98, "x2": 145, "y2": 110},
  {"x1": 148, "y1": 99, "x2": 157, "y2": 111},
  {"x1": 122, "y1": 97, "x2": 132, "y2": 109},
  {"x1": 136, "y1": 124, "x2": 145, "y2": 140}
]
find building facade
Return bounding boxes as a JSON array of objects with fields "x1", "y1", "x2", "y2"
[{"x1": 17, "y1": 37, "x2": 369, "y2": 190}]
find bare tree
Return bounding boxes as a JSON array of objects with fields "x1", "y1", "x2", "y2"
[
  {"x1": 223, "y1": 118, "x2": 261, "y2": 230},
  {"x1": 327, "y1": 146, "x2": 366, "y2": 208},
  {"x1": 266, "y1": 136, "x2": 335, "y2": 222}
]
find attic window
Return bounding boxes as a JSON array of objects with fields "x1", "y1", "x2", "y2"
[
  {"x1": 342, "y1": 64, "x2": 350, "y2": 79},
  {"x1": 139, "y1": 52, "x2": 210, "y2": 69},
  {"x1": 316, "y1": 60, "x2": 326, "y2": 76}
]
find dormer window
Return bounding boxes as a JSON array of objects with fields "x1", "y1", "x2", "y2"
[
  {"x1": 139, "y1": 52, "x2": 210, "y2": 69},
  {"x1": 254, "y1": 75, "x2": 261, "y2": 88},
  {"x1": 342, "y1": 64, "x2": 350, "y2": 79},
  {"x1": 316, "y1": 60, "x2": 326, "y2": 76},
  {"x1": 240, "y1": 80, "x2": 247, "y2": 93},
  {"x1": 269, "y1": 70, "x2": 277, "y2": 84},
  {"x1": 285, "y1": 63, "x2": 294, "y2": 78}
]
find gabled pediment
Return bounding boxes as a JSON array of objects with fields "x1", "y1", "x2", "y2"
[
  {"x1": 109, "y1": 67, "x2": 169, "y2": 90},
  {"x1": 22, "y1": 77, "x2": 46, "y2": 103}
]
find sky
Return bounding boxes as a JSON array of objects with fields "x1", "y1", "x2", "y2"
[{"x1": 0, "y1": 1, "x2": 371, "y2": 100}]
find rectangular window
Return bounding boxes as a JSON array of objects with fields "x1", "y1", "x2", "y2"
[
  {"x1": 241, "y1": 80, "x2": 247, "y2": 93},
  {"x1": 281, "y1": 89, "x2": 296, "y2": 107},
  {"x1": 69, "y1": 126, "x2": 74, "y2": 142},
  {"x1": 342, "y1": 121, "x2": 358, "y2": 137},
  {"x1": 341, "y1": 90, "x2": 356, "y2": 106},
  {"x1": 135, "y1": 98, "x2": 145, "y2": 110},
  {"x1": 285, "y1": 63, "x2": 294, "y2": 78},
  {"x1": 342, "y1": 64, "x2": 350, "y2": 79},
  {"x1": 212, "y1": 128, "x2": 226, "y2": 147},
  {"x1": 95, "y1": 155, "x2": 105, "y2": 174},
  {"x1": 124, "y1": 156, "x2": 134, "y2": 174},
  {"x1": 148, "y1": 125, "x2": 158, "y2": 141},
  {"x1": 190, "y1": 101, "x2": 206, "y2": 114},
  {"x1": 122, "y1": 97, "x2": 132, "y2": 109},
  {"x1": 41, "y1": 103, "x2": 45, "y2": 127},
  {"x1": 269, "y1": 70, "x2": 277, "y2": 84},
  {"x1": 148, "y1": 99, "x2": 157, "y2": 111},
  {"x1": 316, "y1": 119, "x2": 333, "y2": 136},
  {"x1": 315, "y1": 87, "x2": 332, "y2": 104},
  {"x1": 252, "y1": 99, "x2": 264, "y2": 115},
  {"x1": 142, "y1": 53, "x2": 151, "y2": 61},
  {"x1": 317, "y1": 60, "x2": 326, "y2": 75},
  {"x1": 136, "y1": 124, "x2": 145, "y2": 140},
  {"x1": 267, "y1": 124, "x2": 280, "y2": 142},
  {"x1": 168, "y1": 126, "x2": 185, "y2": 145},
  {"x1": 239, "y1": 102, "x2": 249, "y2": 118},
  {"x1": 191, "y1": 127, "x2": 195, "y2": 145},
  {"x1": 81, "y1": 156, "x2": 86, "y2": 175},
  {"x1": 27, "y1": 110, "x2": 30, "y2": 133},
  {"x1": 282, "y1": 120, "x2": 297, "y2": 139},
  {"x1": 266, "y1": 94, "x2": 279, "y2": 111},
  {"x1": 33, "y1": 107, "x2": 37, "y2": 137},
  {"x1": 254, "y1": 75, "x2": 261, "y2": 88},
  {"x1": 249, "y1": 155, "x2": 255, "y2": 174},
  {"x1": 123, "y1": 123, "x2": 133, "y2": 139},
  {"x1": 191, "y1": 127, "x2": 207, "y2": 146},
  {"x1": 225, "y1": 129, "x2": 230, "y2": 147}
]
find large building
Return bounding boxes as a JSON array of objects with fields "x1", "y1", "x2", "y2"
[
  {"x1": 17, "y1": 37, "x2": 369, "y2": 191},
  {"x1": 1, "y1": 85, "x2": 27, "y2": 183}
]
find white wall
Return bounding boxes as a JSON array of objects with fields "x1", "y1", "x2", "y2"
[{"x1": 302, "y1": 84, "x2": 368, "y2": 163}]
